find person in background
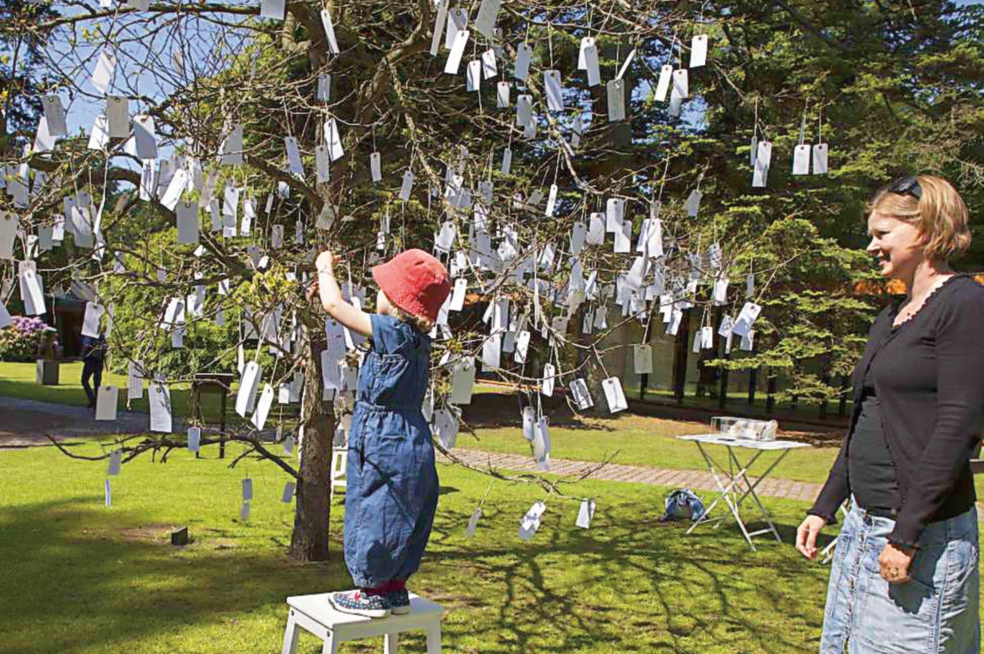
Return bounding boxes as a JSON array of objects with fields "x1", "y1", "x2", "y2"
[
  {"x1": 81, "y1": 333, "x2": 107, "y2": 409},
  {"x1": 796, "y1": 175, "x2": 982, "y2": 653}
]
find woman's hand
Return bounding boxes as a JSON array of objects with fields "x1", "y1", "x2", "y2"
[
  {"x1": 795, "y1": 515, "x2": 828, "y2": 560},
  {"x1": 878, "y1": 543, "x2": 914, "y2": 583}
]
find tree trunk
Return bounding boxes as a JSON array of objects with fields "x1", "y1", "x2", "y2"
[{"x1": 288, "y1": 333, "x2": 335, "y2": 562}]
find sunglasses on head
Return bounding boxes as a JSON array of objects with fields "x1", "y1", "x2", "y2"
[{"x1": 887, "y1": 176, "x2": 922, "y2": 200}]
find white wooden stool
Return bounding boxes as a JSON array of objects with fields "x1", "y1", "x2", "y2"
[
  {"x1": 281, "y1": 592, "x2": 444, "y2": 654},
  {"x1": 330, "y1": 447, "x2": 348, "y2": 499}
]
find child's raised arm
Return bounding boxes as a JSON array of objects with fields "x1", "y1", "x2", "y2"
[{"x1": 312, "y1": 250, "x2": 373, "y2": 337}]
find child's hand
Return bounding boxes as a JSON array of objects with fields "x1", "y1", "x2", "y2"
[
  {"x1": 306, "y1": 279, "x2": 320, "y2": 302},
  {"x1": 315, "y1": 250, "x2": 337, "y2": 275}
]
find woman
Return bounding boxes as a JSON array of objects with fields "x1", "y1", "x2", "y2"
[{"x1": 796, "y1": 175, "x2": 983, "y2": 653}]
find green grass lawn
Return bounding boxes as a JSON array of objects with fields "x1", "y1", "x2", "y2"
[{"x1": 0, "y1": 440, "x2": 878, "y2": 654}]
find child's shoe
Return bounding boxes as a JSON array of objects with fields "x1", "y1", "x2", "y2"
[
  {"x1": 387, "y1": 589, "x2": 411, "y2": 615},
  {"x1": 328, "y1": 589, "x2": 390, "y2": 619}
]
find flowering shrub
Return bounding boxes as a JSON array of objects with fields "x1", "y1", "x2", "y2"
[{"x1": 0, "y1": 317, "x2": 58, "y2": 362}]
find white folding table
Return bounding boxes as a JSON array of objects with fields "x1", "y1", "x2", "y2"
[{"x1": 678, "y1": 434, "x2": 811, "y2": 551}]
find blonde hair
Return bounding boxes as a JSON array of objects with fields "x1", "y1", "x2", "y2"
[
  {"x1": 386, "y1": 298, "x2": 435, "y2": 334},
  {"x1": 868, "y1": 175, "x2": 972, "y2": 262}
]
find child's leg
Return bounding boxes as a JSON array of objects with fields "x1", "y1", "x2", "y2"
[{"x1": 392, "y1": 467, "x2": 439, "y2": 582}]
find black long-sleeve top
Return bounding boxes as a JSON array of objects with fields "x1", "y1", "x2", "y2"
[{"x1": 809, "y1": 274, "x2": 984, "y2": 547}]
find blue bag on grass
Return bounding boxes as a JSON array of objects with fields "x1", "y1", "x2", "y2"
[{"x1": 659, "y1": 489, "x2": 706, "y2": 522}]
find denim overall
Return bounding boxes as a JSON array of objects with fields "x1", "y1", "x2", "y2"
[{"x1": 343, "y1": 314, "x2": 439, "y2": 589}]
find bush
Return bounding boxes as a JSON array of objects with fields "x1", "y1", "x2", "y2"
[{"x1": 0, "y1": 317, "x2": 58, "y2": 362}]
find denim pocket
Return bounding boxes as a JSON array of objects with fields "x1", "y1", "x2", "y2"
[{"x1": 856, "y1": 543, "x2": 942, "y2": 653}]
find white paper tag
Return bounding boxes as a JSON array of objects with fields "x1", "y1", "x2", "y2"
[
  {"x1": 317, "y1": 74, "x2": 331, "y2": 101},
  {"x1": 655, "y1": 64, "x2": 673, "y2": 102},
  {"x1": 149, "y1": 382, "x2": 172, "y2": 433},
  {"x1": 587, "y1": 213, "x2": 605, "y2": 245},
  {"x1": 752, "y1": 141, "x2": 772, "y2": 188},
  {"x1": 731, "y1": 301, "x2": 762, "y2": 337},
  {"x1": 541, "y1": 362, "x2": 556, "y2": 397},
  {"x1": 575, "y1": 499, "x2": 596, "y2": 529},
  {"x1": 633, "y1": 344, "x2": 653, "y2": 374},
  {"x1": 104, "y1": 478, "x2": 113, "y2": 507},
  {"x1": 516, "y1": 94, "x2": 532, "y2": 127},
  {"x1": 813, "y1": 143, "x2": 829, "y2": 174},
  {"x1": 106, "y1": 450, "x2": 122, "y2": 476},
  {"x1": 285, "y1": 136, "x2": 304, "y2": 177},
  {"x1": 235, "y1": 361, "x2": 262, "y2": 417},
  {"x1": 240, "y1": 502, "x2": 251, "y2": 522},
  {"x1": 518, "y1": 500, "x2": 546, "y2": 540},
  {"x1": 500, "y1": 147, "x2": 513, "y2": 175},
  {"x1": 91, "y1": 51, "x2": 116, "y2": 94},
  {"x1": 496, "y1": 81, "x2": 511, "y2": 108},
  {"x1": 690, "y1": 34, "x2": 709, "y2": 68},
  {"x1": 187, "y1": 427, "x2": 201, "y2": 453},
  {"x1": 481, "y1": 48, "x2": 498, "y2": 78},
  {"x1": 614, "y1": 220, "x2": 632, "y2": 253},
  {"x1": 583, "y1": 39, "x2": 601, "y2": 87},
  {"x1": 514, "y1": 330, "x2": 531, "y2": 364},
  {"x1": 175, "y1": 200, "x2": 199, "y2": 245},
  {"x1": 449, "y1": 357, "x2": 476, "y2": 405},
  {"x1": 465, "y1": 507, "x2": 482, "y2": 537},
  {"x1": 533, "y1": 416, "x2": 551, "y2": 470},
  {"x1": 320, "y1": 9, "x2": 340, "y2": 54},
  {"x1": 466, "y1": 59, "x2": 481, "y2": 91},
  {"x1": 399, "y1": 170, "x2": 415, "y2": 202},
  {"x1": 250, "y1": 384, "x2": 275, "y2": 431},
  {"x1": 41, "y1": 95, "x2": 68, "y2": 137},
  {"x1": 325, "y1": 117, "x2": 344, "y2": 161},
  {"x1": 450, "y1": 278, "x2": 467, "y2": 311},
  {"x1": 281, "y1": 481, "x2": 295, "y2": 503},
  {"x1": 543, "y1": 70, "x2": 564, "y2": 112},
  {"x1": 602, "y1": 377, "x2": 628, "y2": 413},
  {"x1": 522, "y1": 406, "x2": 536, "y2": 441},
  {"x1": 220, "y1": 124, "x2": 244, "y2": 166},
  {"x1": 672, "y1": 68, "x2": 689, "y2": 99},
  {"x1": 792, "y1": 143, "x2": 811, "y2": 175},
  {"x1": 444, "y1": 28, "x2": 470, "y2": 75},
  {"x1": 514, "y1": 42, "x2": 532, "y2": 81},
  {"x1": 260, "y1": 0, "x2": 285, "y2": 20},
  {"x1": 473, "y1": 0, "x2": 501, "y2": 39},
  {"x1": 607, "y1": 79, "x2": 626, "y2": 122},
  {"x1": 370, "y1": 152, "x2": 382, "y2": 182},
  {"x1": 430, "y1": 0, "x2": 449, "y2": 56},
  {"x1": 482, "y1": 333, "x2": 501, "y2": 370},
  {"x1": 95, "y1": 386, "x2": 118, "y2": 421},
  {"x1": 569, "y1": 378, "x2": 593, "y2": 410}
]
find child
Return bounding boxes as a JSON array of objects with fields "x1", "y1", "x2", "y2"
[{"x1": 311, "y1": 248, "x2": 450, "y2": 619}]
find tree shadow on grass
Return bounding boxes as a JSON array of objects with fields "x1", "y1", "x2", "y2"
[{"x1": 0, "y1": 494, "x2": 832, "y2": 654}]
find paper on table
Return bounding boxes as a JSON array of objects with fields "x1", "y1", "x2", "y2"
[
  {"x1": 95, "y1": 386, "x2": 118, "y2": 421},
  {"x1": 149, "y1": 382, "x2": 173, "y2": 433}
]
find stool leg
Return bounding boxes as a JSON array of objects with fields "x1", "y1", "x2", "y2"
[
  {"x1": 384, "y1": 632, "x2": 399, "y2": 654},
  {"x1": 281, "y1": 613, "x2": 301, "y2": 654},
  {"x1": 425, "y1": 625, "x2": 442, "y2": 654},
  {"x1": 321, "y1": 632, "x2": 339, "y2": 654}
]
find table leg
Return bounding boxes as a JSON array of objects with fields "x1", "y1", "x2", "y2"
[
  {"x1": 729, "y1": 448, "x2": 790, "y2": 543},
  {"x1": 321, "y1": 632, "x2": 339, "y2": 654},
  {"x1": 384, "y1": 632, "x2": 399, "y2": 654},
  {"x1": 426, "y1": 625, "x2": 442, "y2": 654}
]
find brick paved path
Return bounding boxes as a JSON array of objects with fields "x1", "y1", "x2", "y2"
[{"x1": 448, "y1": 448, "x2": 823, "y2": 502}]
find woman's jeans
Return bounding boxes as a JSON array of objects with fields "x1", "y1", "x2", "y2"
[{"x1": 820, "y1": 502, "x2": 980, "y2": 653}]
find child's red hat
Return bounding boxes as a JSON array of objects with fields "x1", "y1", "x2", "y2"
[{"x1": 371, "y1": 249, "x2": 450, "y2": 323}]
